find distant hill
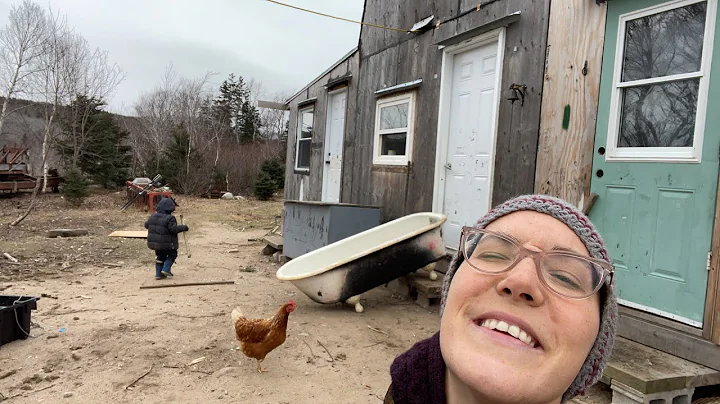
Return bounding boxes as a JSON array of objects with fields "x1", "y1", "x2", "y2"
[{"x1": 0, "y1": 97, "x2": 140, "y2": 177}]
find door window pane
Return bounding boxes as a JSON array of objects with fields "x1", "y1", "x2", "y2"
[
  {"x1": 380, "y1": 103, "x2": 409, "y2": 130},
  {"x1": 621, "y1": 2, "x2": 706, "y2": 82},
  {"x1": 618, "y1": 78, "x2": 699, "y2": 147},
  {"x1": 380, "y1": 133, "x2": 407, "y2": 156}
]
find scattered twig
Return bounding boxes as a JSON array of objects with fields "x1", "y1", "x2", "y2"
[
  {"x1": 0, "y1": 285, "x2": 11, "y2": 292},
  {"x1": 367, "y1": 326, "x2": 387, "y2": 335},
  {"x1": 364, "y1": 342, "x2": 383, "y2": 348},
  {"x1": 1, "y1": 383, "x2": 56, "y2": 401},
  {"x1": 41, "y1": 309, "x2": 108, "y2": 317},
  {"x1": 100, "y1": 263, "x2": 122, "y2": 268},
  {"x1": 317, "y1": 340, "x2": 334, "y2": 363},
  {"x1": 125, "y1": 365, "x2": 154, "y2": 390},
  {"x1": 187, "y1": 357, "x2": 206, "y2": 366},
  {"x1": 1, "y1": 262, "x2": 21, "y2": 266},
  {"x1": 164, "y1": 312, "x2": 224, "y2": 319},
  {"x1": 162, "y1": 363, "x2": 212, "y2": 375},
  {"x1": 2, "y1": 253, "x2": 18, "y2": 263},
  {"x1": 161, "y1": 364, "x2": 183, "y2": 370},
  {"x1": 139, "y1": 281, "x2": 235, "y2": 290},
  {"x1": 302, "y1": 339, "x2": 318, "y2": 358},
  {"x1": 0, "y1": 369, "x2": 17, "y2": 380}
]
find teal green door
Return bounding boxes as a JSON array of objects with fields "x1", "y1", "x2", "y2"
[{"x1": 590, "y1": 0, "x2": 720, "y2": 326}]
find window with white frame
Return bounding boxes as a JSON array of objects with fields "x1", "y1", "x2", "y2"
[
  {"x1": 295, "y1": 106, "x2": 314, "y2": 171},
  {"x1": 373, "y1": 92, "x2": 416, "y2": 165},
  {"x1": 607, "y1": 0, "x2": 715, "y2": 161}
]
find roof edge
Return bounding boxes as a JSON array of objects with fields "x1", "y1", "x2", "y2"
[{"x1": 285, "y1": 46, "x2": 359, "y2": 105}]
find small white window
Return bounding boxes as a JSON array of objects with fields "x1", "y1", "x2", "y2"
[
  {"x1": 373, "y1": 92, "x2": 416, "y2": 165},
  {"x1": 295, "y1": 106, "x2": 314, "y2": 171},
  {"x1": 606, "y1": 0, "x2": 716, "y2": 162}
]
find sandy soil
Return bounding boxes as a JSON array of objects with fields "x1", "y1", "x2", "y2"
[{"x1": 0, "y1": 192, "x2": 440, "y2": 403}]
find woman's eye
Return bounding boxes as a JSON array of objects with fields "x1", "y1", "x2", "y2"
[
  {"x1": 477, "y1": 252, "x2": 510, "y2": 261},
  {"x1": 549, "y1": 272, "x2": 582, "y2": 290}
]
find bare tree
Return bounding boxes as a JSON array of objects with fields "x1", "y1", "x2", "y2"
[
  {"x1": 10, "y1": 8, "x2": 71, "y2": 226},
  {"x1": 259, "y1": 90, "x2": 290, "y2": 141},
  {"x1": 0, "y1": 0, "x2": 47, "y2": 136}
]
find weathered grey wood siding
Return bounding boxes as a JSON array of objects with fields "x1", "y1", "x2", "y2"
[
  {"x1": 350, "y1": 0, "x2": 551, "y2": 221},
  {"x1": 283, "y1": 51, "x2": 360, "y2": 202},
  {"x1": 284, "y1": 0, "x2": 551, "y2": 222}
]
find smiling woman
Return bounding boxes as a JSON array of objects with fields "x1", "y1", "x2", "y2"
[{"x1": 384, "y1": 194, "x2": 618, "y2": 404}]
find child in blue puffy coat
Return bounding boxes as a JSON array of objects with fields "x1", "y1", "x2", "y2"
[{"x1": 144, "y1": 197, "x2": 189, "y2": 280}]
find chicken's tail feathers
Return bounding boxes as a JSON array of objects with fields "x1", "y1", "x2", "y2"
[{"x1": 231, "y1": 307, "x2": 243, "y2": 323}]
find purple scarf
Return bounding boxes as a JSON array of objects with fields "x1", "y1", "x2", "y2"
[{"x1": 389, "y1": 331, "x2": 447, "y2": 404}]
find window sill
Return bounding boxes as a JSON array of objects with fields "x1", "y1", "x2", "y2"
[
  {"x1": 294, "y1": 168, "x2": 311, "y2": 175},
  {"x1": 372, "y1": 164, "x2": 410, "y2": 173},
  {"x1": 372, "y1": 158, "x2": 409, "y2": 166}
]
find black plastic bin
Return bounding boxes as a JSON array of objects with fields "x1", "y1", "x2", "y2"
[{"x1": 0, "y1": 295, "x2": 39, "y2": 347}]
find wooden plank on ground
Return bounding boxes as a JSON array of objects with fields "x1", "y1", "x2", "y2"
[
  {"x1": 108, "y1": 230, "x2": 148, "y2": 239},
  {"x1": 139, "y1": 281, "x2": 235, "y2": 290},
  {"x1": 263, "y1": 235, "x2": 283, "y2": 250},
  {"x1": 604, "y1": 337, "x2": 720, "y2": 394},
  {"x1": 535, "y1": 0, "x2": 607, "y2": 206},
  {"x1": 47, "y1": 229, "x2": 89, "y2": 238},
  {"x1": 409, "y1": 275, "x2": 442, "y2": 298}
]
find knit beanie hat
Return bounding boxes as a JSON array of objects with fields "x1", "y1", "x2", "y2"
[{"x1": 439, "y1": 194, "x2": 617, "y2": 402}]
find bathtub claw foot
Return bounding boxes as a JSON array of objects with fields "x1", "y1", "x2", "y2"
[
  {"x1": 345, "y1": 295, "x2": 364, "y2": 313},
  {"x1": 419, "y1": 262, "x2": 438, "y2": 281}
]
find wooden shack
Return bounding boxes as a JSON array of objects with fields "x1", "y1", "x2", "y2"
[{"x1": 281, "y1": 0, "x2": 550, "y2": 253}]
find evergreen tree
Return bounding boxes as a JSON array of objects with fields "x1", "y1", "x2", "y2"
[
  {"x1": 61, "y1": 168, "x2": 90, "y2": 206},
  {"x1": 57, "y1": 95, "x2": 131, "y2": 188},
  {"x1": 260, "y1": 158, "x2": 285, "y2": 189},
  {"x1": 210, "y1": 73, "x2": 262, "y2": 143},
  {"x1": 254, "y1": 171, "x2": 277, "y2": 201}
]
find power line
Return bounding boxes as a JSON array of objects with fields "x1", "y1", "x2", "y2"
[{"x1": 263, "y1": 0, "x2": 412, "y2": 33}]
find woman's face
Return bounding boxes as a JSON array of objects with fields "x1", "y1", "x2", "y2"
[{"x1": 439, "y1": 211, "x2": 601, "y2": 404}]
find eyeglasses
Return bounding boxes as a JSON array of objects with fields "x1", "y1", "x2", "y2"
[{"x1": 459, "y1": 227, "x2": 614, "y2": 299}]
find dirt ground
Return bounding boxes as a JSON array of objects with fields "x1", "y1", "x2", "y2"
[
  {"x1": 0, "y1": 190, "x2": 617, "y2": 403},
  {"x1": 0, "y1": 191, "x2": 442, "y2": 403}
]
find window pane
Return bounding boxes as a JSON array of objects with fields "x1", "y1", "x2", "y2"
[
  {"x1": 300, "y1": 109, "x2": 314, "y2": 139},
  {"x1": 297, "y1": 139, "x2": 311, "y2": 169},
  {"x1": 618, "y1": 78, "x2": 698, "y2": 148},
  {"x1": 621, "y1": 2, "x2": 706, "y2": 82},
  {"x1": 380, "y1": 132, "x2": 407, "y2": 156},
  {"x1": 380, "y1": 102, "x2": 409, "y2": 130}
]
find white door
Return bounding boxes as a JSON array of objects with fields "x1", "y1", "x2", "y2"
[
  {"x1": 322, "y1": 89, "x2": 346, "y2": 203},
  {"x1": 441, "y1": 41, "x2": 500, "y2": 250}
]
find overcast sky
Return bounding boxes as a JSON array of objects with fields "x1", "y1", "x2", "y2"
[{"x1": 0, "y1": 0, "x2": 364, "y2": 115}]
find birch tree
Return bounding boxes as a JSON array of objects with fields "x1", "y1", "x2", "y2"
[{"x1": 0, "y1": 0, "x2": 47, "y2": 136}]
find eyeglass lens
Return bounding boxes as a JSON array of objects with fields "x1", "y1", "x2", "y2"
[{"x1": 463, "y1": 231, "x2": 603, "y2": 298}]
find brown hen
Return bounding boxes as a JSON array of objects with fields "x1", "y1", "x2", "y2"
[{"x1": 230, "y1": 300, "x2": 296, "y2": 372}]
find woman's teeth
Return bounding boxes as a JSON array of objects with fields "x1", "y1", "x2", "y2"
[{"x1": 479, "y1": 319, "x2": 537, "y2": 348}]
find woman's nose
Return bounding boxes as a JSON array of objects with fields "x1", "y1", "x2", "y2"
[{"x1": 495, "y1": 257, "x2": 545, "y2": 306}]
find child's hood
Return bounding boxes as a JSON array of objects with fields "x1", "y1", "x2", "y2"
[{"x1": 156, "y1": 197, "x2": 175, "y2": 214}]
